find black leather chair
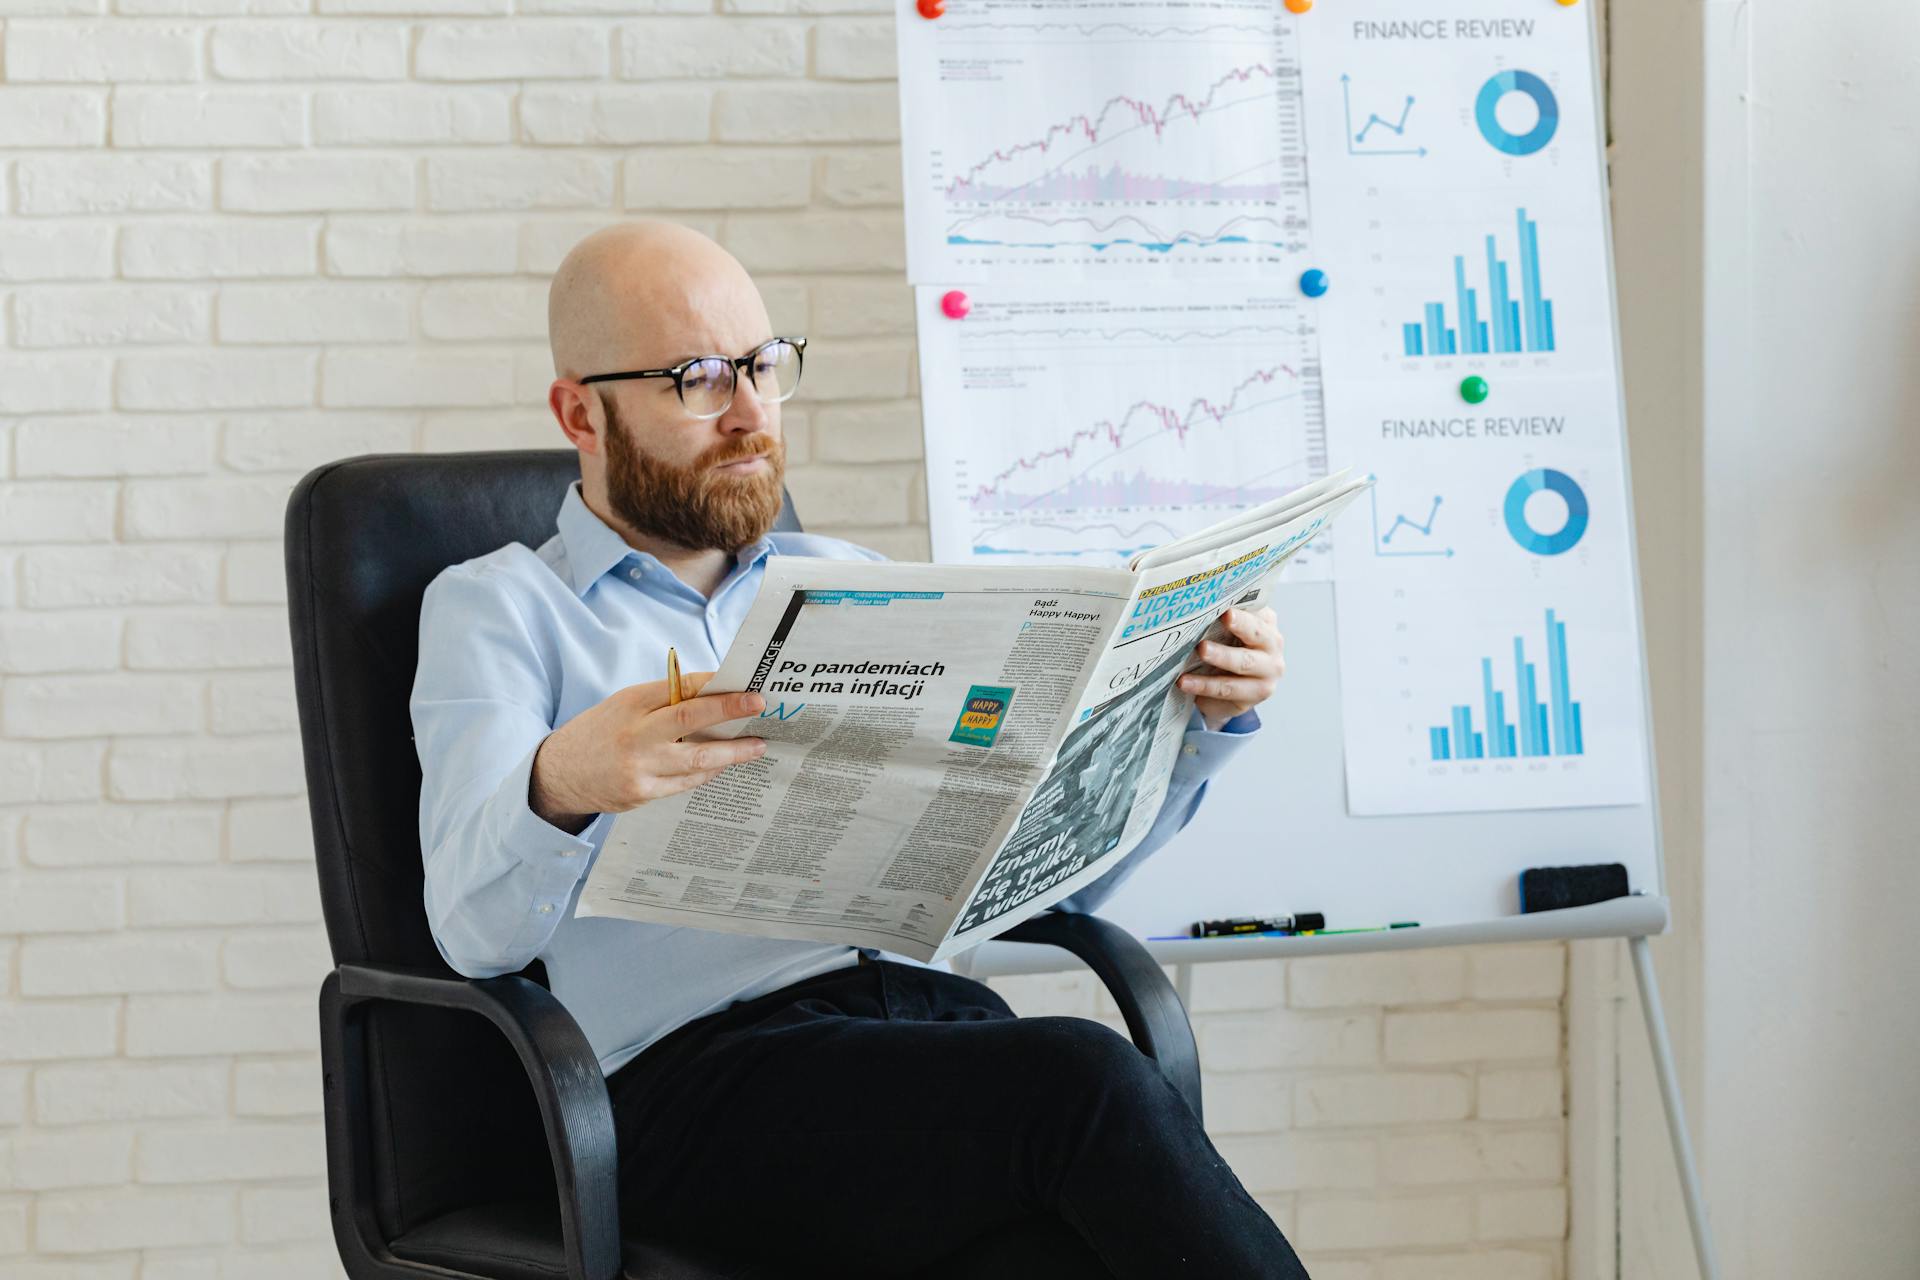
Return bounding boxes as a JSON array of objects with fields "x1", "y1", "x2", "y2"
[{"x1": 285, "y1": 450, "x2": 1205, "y2": 1279}]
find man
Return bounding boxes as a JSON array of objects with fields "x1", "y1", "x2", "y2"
[{"x1": 410, "y1": 219, "x2": 1309, "y2": 1277}]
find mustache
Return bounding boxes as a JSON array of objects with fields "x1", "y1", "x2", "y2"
[{"x1": 700, "y1": 436, "x2": 779, "y2": 469}]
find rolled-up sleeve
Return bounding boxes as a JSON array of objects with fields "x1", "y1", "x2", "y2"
[
  {"x1": 410, "y1": 565, "x2": 614, "y2": 977},
  {"x1": 1050, "y1": 706, "x2": 1262, "y2": 915}
]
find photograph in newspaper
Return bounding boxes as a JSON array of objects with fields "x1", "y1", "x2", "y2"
[{"x1": 949, "y1": 644, "x2": 1188, "y2": 935}]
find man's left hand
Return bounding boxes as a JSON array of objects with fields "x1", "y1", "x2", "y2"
[{"x1": 1179, "y1": 606, "x2": 1285, "y2": 732}]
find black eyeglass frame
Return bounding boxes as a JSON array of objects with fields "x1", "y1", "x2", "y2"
[{"x1": 578, "y1": 336, "x2": 808, "y2": 420}]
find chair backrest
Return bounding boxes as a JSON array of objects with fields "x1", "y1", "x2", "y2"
[
  {"x1": 284, "y1": 448, "x2": 798, "y2": 1237},
  {"x1": 285, "y1": 448, "x2": 799, "y2": 971}
]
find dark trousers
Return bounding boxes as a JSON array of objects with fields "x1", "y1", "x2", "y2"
[{"x1": 606, "y1": 957, "x2": 1309, "y2": 1278}]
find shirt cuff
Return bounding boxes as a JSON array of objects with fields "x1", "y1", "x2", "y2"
[
  {"x1": 1173, "y1": 705, "x2": 1262, "y2": 784},
  {"x1": 489, "y1": 737, "x2": 607, "y2": 891}
]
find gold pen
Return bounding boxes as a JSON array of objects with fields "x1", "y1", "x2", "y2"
[{"x1": 666, "y1": 646, "x2": 683, "y2": 706}]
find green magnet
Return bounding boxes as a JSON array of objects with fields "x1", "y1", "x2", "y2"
[{"x1": 1459, "y1": 375, "x2": 1490, "y2": 404}]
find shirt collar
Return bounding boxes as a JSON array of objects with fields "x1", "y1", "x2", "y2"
[
  {"x1": 555, "y1": 479, "x2": 640, "y2": 598},
  {"x1": 555, "y1": 478, "x2": 782, "y2": 598}
]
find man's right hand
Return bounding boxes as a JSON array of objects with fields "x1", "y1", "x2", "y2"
[{"x1": 528, "y1": 671, "x2": 767, "y2": 833}]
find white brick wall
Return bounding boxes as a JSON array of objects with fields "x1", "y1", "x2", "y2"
[{"x1": 0, "y1": 5, "x2": 1571, "y2": 1275}]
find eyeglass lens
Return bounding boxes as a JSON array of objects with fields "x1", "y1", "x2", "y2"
[{"x1": 679, "y1": 340, "x2": 803, "y2": 418}]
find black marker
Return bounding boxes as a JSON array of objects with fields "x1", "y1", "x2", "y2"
[{"x1": 1191, "y1": 912, "x2": 1325, "y2": 938}]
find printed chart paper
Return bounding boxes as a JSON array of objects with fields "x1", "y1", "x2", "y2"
[
  {"x1": 1296, "y1": 0, "x2": 1614, "y2": 380},
  {"x1": 913, "y1": 283, "x2": 1330, "y2": 571},
  {"x1": 895, "y1": 0, "x2": 1311, "y2": 283},
  {"x1": 1324, "y1": 377, "x2": 1650, "y2": 815}
]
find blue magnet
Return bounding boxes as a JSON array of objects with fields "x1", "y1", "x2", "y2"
[{"x1": 1299, "y1": 268, "x2": 1329, "y2": 298}]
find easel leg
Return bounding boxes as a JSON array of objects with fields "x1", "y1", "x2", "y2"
[{"x1": 1629, "y1": 935, "x2": 1722, "y2": 1280}]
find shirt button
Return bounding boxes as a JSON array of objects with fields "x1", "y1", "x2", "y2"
[
  {"x1": 537, "y1": 903, "x2": 554, "y2": 914},
  {"x1": 1182, "y1": 744, "x2": 1199, "y2": 756},
  {"x1": 628, "y1": 568, "x2": 642, "y2": 579}
]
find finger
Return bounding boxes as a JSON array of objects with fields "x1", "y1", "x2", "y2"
[
  {"x1": 619, "y1": 675, "x2": 679, "y2": 714},
  {"x1": 1214, "y1": 609, "x2": 1251, "y2": 649},
  {"x1": 654, "y1": 736, "x2": 769, "y2": 776},
  {"x1": 623, "y1": 670, "x2": 723, "y2": 714},
  {"x1": 1192, "y1": 648, "x2": 1285, "y2": 683},
  {"x1": 1222, "y1": 606, "x2": 1277, "y2": 649},
  {"x1": 637, "y1": 767, "x2": 726, "y2": 803},
  {"x1": 1179, "y1": 672, "x2": 1275, "y2": 703},
  {"x1": 1191, "y1": 695, "x2": 1238, "y2": 725},
  {"x1": 650, "y1": 689, "x2": 767, "y2": 740},
  {"x1": 1259, "y1": 607, "x2": 1284, "y2": 652},
  {"x1": 1197, "y1": 640, "x2": 1268, "y2": 675}
]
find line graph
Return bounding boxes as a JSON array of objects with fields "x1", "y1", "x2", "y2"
[
  {"x1": 951, "y1": 162, "x2": 1290, "y2": 205},
  {"x1": 945, "y1": 64, "x2": 1281, "y2": 199},
  {"x1": 1341, "y1": 74, "x2": 1426, "y2": 157},
  {"x1": 1355, "y1": 100, "x2": 1412, "y2": 143},
  {"x1": 943, "y1": 211, "x2": 1302, "y2": 257},
  {"x1": 969, "y1": 366, "x2": 1303, "y2": 512},
  {"x1": 900, "y1": 10, "x2": 1308, "y2": 279},
  {"x1": 1371, "y1": 488, "x2": 1453, "y2": 558},
  {"x1": 916, "y1": 286, "x2": 1328, "y2": 565}
]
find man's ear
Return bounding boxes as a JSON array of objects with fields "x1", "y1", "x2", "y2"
[{"x1": 551, "y1": 380, "x2": 605, "y2": 455}]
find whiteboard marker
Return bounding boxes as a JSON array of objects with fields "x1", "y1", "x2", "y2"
[{"x1": 1191, "y1": 913, "x2": 1324, "y2": 938}]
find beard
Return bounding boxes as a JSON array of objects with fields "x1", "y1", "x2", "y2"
[{"x1": 600, "y1": 398, "x2": 787, "y2": 553}]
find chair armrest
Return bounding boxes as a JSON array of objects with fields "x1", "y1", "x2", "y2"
[
  {"x1": 998, "y1": 913, "x2": 1203, "y2": 1123},
  {"x1": 321, "y1": 962, "x2": 620, "y2": 1280}
]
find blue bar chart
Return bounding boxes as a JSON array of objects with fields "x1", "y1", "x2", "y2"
[
  {"x1": 1429, "y1": 608, "x2": 1585, "y2": 761},
  {"x1": 1401, "y1": 208, "x2": 1557, "y2": 358}
]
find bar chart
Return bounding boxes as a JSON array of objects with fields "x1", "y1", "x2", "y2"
[
  {"x1": 1401, "y1": 208, "x2": 1556, "y2": 358},
  {"x1": 1429, "y1": 608, "x2": 1584, "y2": 762}
]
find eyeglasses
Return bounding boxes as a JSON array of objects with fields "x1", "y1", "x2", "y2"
[{"x1": 580, "y1": 336, "x2": 807, "y2": 421}]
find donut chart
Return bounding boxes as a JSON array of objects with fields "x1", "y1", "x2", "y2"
[
  {"x1": 1504, "y1": 468, "x2": 1588, "y2": 555},
  {"x1": 1475, "y1": 70, "x2": 1559, "y2": 156}
]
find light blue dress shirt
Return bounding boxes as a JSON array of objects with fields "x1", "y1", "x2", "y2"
[{"x1": 410, "y1": 478, "x2": 1261, "y2": 1076}]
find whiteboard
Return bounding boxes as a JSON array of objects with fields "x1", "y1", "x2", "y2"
[{"x1": 896, "y1": 0, "x2": 1666, "y2": 961}]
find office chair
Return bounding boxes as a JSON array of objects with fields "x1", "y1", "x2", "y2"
[{"x1": 286, "y1": 450, "x2": 1205, "y2": 1279}]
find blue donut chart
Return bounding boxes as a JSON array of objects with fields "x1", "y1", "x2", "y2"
[
  {"x1": 1476, "y1": 70, "x2": 1559, "y2": 156},
  {"x1": 1504, "y1": 468, "x2": 1588, "y2": 555}
]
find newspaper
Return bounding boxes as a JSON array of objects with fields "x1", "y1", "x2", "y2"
[{"x1": 575, "y1": 469, "x2": 1373, "y2": 962}]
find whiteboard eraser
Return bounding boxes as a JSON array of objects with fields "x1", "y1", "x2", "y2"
[{"x1": 1519, "y1": 863, "x2": 1629, "y2": 913}]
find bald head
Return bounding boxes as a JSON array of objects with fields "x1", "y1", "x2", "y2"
[{"x1": 548, "y1": 220, "x2": 770, "y2": 382}]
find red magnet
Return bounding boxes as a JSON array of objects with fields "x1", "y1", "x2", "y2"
[
  {"x1": 940, "y1": 290, "x2": 971, "y2": 319},
  {"x1": 916, "y1": 0, "x2": 945, "y2": 18}
]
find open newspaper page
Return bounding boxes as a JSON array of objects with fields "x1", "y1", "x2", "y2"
[
  {"x1": 938, "y1": 476, "x2": 1372, "y2": 956},
  {"x1": 574, "y1": 560, "x2": 1139, "y2": 961}
]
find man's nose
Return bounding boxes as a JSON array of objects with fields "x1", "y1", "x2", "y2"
[{"x1": 720, "y1": 371, "x2": 773, "y2": 432}]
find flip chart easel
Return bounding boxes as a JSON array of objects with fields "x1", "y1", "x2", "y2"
[{"x1": 893, "y1": 1, "x2": 1719, "y2": 1274}]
